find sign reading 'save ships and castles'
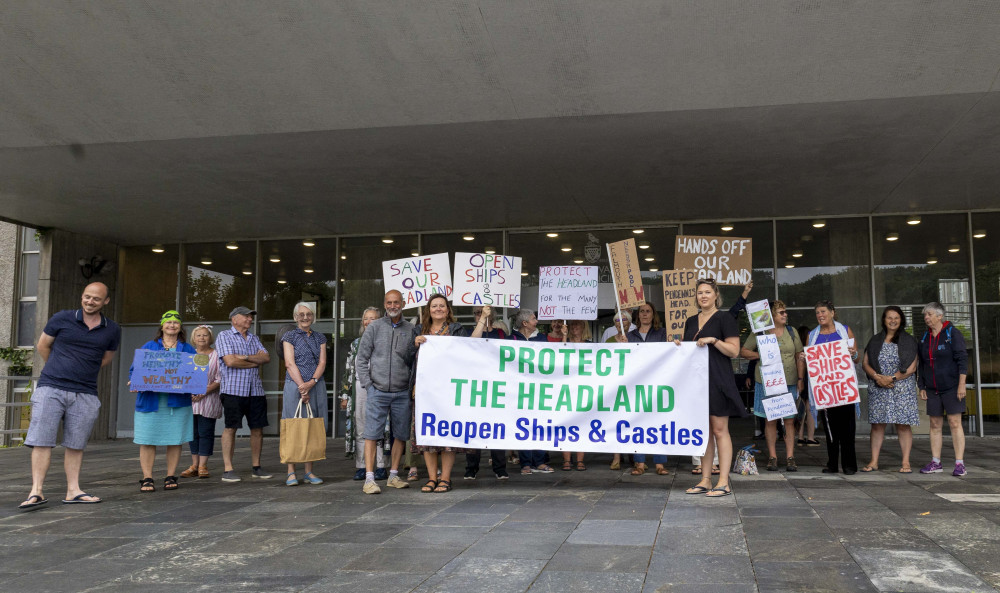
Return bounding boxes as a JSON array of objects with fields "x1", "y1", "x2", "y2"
[
  {"x1": 674, "y1": 235, "x2": 752, "y2": 286},
  {"x1": 607, "y1": 239, "x2": 645, "y2": 309}
]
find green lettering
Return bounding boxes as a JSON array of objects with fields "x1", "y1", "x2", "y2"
[
  {"x1": 518, "y1": 347, "x2": 536, "y2": 374},
  {"x1": 451, "y1": 378, "x2": 468, "y2": 406},
  {"x1": 595, "y1": 349, "x2": 612, "y2": 376},
  {"x1": 491, "y1": 381, "x2": 506, "y2": 409},
  {"x1": 518, "y1": 382, "x2": 536, "y2": 410},
  {"x1": 558, "y1": 348, "x2": 574, "y2": 375},
  {"x1": 614, "y1": 385, "x2": 631, "y2": 412},
  {"x1": 597, "y1": 385, "x2": 611, "y2": 411},
  {"x1": 577, "y1": 385, "x2": 594, "y2": 411},
  {"x1": 538, "y1": 383, "x2": 554, "y2": 411},
  {"x1": 538, "y1": 349, "x2": 555, "y2": 375},
  {"x1": 499, "y1": 346, "x2": 515, "y2": 372},
  {"x1": 577, "y1": 349, "x2": 593, "y2": 376},
  {"x1": 555, "y1": 384, "x2": 572, "y2": 411},
  {"x1": 635, "y1": 385, "x2": 653, "y2": 412},
  {"x1": 614, "y1": 349, "x2": 629, "y2": 376},
  {"x1": 657, "y1": 385, "x2": 675, "y2": 412},
  {"x1": 471, "y1": 380, "x2": 488, "y2": 407}
]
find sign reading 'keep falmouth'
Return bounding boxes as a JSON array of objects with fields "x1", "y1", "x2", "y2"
[{"x1": 414, "y1": 337, "x2": 709, "y2": 456}]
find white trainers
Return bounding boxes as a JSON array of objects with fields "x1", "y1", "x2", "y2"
[{"x1": 386, "y1": 475, "x2": 410, "y2": 489}]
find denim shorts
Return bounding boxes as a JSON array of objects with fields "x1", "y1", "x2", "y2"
[
  {"x1": 363, "y1": 386, "x2": 411, "y2": 441},
  {"x1": 25, "y1": 385, "x2": 101, "y2": 450}
]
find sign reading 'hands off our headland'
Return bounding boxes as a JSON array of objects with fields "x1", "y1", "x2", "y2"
[
  {"x1": 674, "y1": 235, "x2": 752, "y2": 286},
  {"x1": 414, "y1": 337, "x2": 709, "y2": 456},
  {"x1": 130, "y1": 349, "x2": 209, "y2": 394}
]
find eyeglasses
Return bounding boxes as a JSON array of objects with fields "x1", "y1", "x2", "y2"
[{"x1": 776, "y1": 311, "x2": 787, "y2": 315}]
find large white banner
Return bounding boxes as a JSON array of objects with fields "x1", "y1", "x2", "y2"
[{"x1": 414, "y1": 336, "x2": 709, "y2": 456}]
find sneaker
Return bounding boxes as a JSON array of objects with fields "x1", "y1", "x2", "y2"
[
  {"x1": 495, "y1": 471, "x2": 509, "y2": 480},
  {"x1": 374, "y1": 468, "x2": 388, "y2": 481},
  {"x1": 252, "y1": 467, "x2": 273, "y2": 479},
  {"x1": 352, "y1": 468, "x2": 366, "y2": 481},
  {"x1": 920, "y1": 461, "x2": 943, "y2": 474},
  {"x1": 363, "y1": 481, "x2": 381, "y2": 495},
  {"x1": 386, "y1": 475, "x2": 410, "y2": 489},
  {"x1": 953, "y1": 462, "x2": 967, "y2": 477},
  {"x1": 463, "y1": 470, "x2": 477, "y2": 480},
  {"x1": 221, "y1": 470, "x2": 241, "y2": 482},
  {"x1": 786, "y1": 457, "x2": 798, "y2": 472},
  {"x1": 766, "y1": 457, "x2": 778, "y2": 471}
]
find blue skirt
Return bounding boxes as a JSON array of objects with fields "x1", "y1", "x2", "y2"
[
  {"x1": 134, "y1": 394, "x2": 194, "y2": 446},
  {"x1": 752, "y1": 382, "x2": 798, "y2": 420}
]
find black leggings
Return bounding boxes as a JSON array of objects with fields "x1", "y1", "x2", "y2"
[{"x1": 823, "y1": 405, "x2": 857, "y2": 472}]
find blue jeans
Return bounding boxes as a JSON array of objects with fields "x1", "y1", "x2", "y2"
[
  {"x1": 519, "y1": 450, "x2": 546, "y2": 468},
  {"x1": 189, "y1": 414, "x2": 217, "y2": 456},
  {"x1": 634, "y1": 454, "x2": 667, "y2": 464}
]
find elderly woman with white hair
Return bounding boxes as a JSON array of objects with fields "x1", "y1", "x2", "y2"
[
  {"x1": 917, "y1": 302, "x2": 969, "y2": 476},
  {"x1": 280, "y1": 302, "x2": 328, "y2": 485}
]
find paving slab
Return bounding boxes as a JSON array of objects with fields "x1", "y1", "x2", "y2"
[{"x1": 850, "y1": 547, "x2": 996, "y2": 593}]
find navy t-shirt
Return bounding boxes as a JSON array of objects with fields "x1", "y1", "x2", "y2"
[{"x1": 37, "y1": 309, "x2": 121, "y2": 395}]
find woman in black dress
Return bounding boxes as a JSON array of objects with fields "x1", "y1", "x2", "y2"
[{"x1": 676, "y1": 278, "x2": 747, "y2": 497}]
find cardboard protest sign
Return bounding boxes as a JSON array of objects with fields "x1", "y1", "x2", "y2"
[
  {"x1": 662, "y1": 269, "x2": 698, "y2": 340},
  {"x1": 382, "y1": 253, "x2": 452, "y2": 309},
  {"x1": 746, "y1": 299, "x2": 774, "y2": 333},
  {"x1": 453, "y1": 253, "x2": 522, "y2": 308},
  {"x1": 756, "y1": 334, "x2": 782, "y2": 367},
  {"x1": 130, "y1": 349, "x2": 209, "y2": 394},
  {"x1": 607, "y1": 238, "x2": 645, "y2": 309},
  {"x1": 674, "y1": 235, "x2": 752, "y2": 285},
  {"x1": 537, "y1": 266, "x2": 598, "y2": 321},
  {"x1": 414, "y1": 337, "x2": 709, "y2": 456},
  {"x1": 804, "y1": 339, "x2": 860, "y2": 410},
  {"x1": 761, "y1": 363, "x2": 788, "y2": 396},
  {"x1": 762, "y1": 393, "x2": 797, "y2": 421}
]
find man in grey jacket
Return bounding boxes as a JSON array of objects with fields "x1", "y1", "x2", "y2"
[{"x1": 356, "y1": 289, "x2": 418, "y2": 494}]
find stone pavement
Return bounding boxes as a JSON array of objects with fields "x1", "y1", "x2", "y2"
[{"x1": 0, "y1": 436, "x2": 998, "y2": 593}]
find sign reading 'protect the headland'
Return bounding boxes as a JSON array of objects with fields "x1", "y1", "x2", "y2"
[
  {"x1": 382, "y1": 253, "x2": 453, "y2": 309},
  {"x1": 414, "y1": 336, "x2": 709, "y2": 456},
  {"x1": 537, "y1": 266, "x2": 599, "y2": 321},
  {"x1": 674, "y1": 235, "x2": 752, "y2": 285}
]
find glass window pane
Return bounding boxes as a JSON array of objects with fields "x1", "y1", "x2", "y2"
[
  {"x1": 776, "y1": 218, "x2": 871, "y2": 308},
  {"x1": 873, "y1": 214, "x2": 971, "y2": 306},
  {"x1": 19, "y1": 252, "x2": 38, "y2": 297},
  {"x1": 16, "y1": 301, "x2": 36, "y2": 347},
  {"x1": 121, "y1": 245, "x2": 178, "y2": 323},
  {"x1": 20, "y1": 226, "x2": 39, "y2": 252},
  {"x1": 259, "y1": 239, "x2": 337, "y2": 320},
  {"x1": 972, "y1": 212, "x2": 1000, "y2": 303},
  {"x1": 185, "y1": 242, "x2": 256, "y2": 322},
  {"x1": 338, "y1": 235, "x2": 420, "y2": 320},
  {"x1": 680, "y1": 220, "x2": 775, "y2": 308}
]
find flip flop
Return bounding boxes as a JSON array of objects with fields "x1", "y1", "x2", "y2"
[
  {"x1": 62, "y1": 493, "x2": 101, "y2": 504},
  {"x1": 18, "y1": 495, "x2": 47, "y2": 511},
  {"x1": 711, "y1": 465, "x2": 720, "y2": 475},
  {"x1": 898, "y1": 467, "x2": 913, "y2": 474},
  {"x1": 706, "y1": 485, "x2": 732, "y2": 497},
  {"x1": 691, "y1": 466, "x2": 703, "y2": 475},
  {"x1": 685, "y1": 485, "x2": 710, "y2": 494},
  {"x1": 860, "y1": 466, "x2": 878, "y2": 473}
]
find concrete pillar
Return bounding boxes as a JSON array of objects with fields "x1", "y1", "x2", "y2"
[{"x1": 0, "y1": 222, "x2": 18, "y2": 441}]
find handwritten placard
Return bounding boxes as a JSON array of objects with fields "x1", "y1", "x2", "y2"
[
  {"x1": 746, "y1": 299, "x2": 774, "y2": 333},
  {"x1": 662, "y1": 269, "x2": 698, "y2": 341},
  {"x1": 761, "y1": 363, "x2": 788, "y2": 396},
  {"x1": 537, "y1": 266, "x2": 599, "y2": 320},
  {"x1": 453, "y1": 253, "x2": 522, "y2": 308},
  {"x1": 805, "y1": 339, "x2": 860, "y2": 410},
  {"x1": 382, "y1": 253, "x2": 453, "y2": 310},
  {"x1": 129, "y1": 349, "x2": 209, "y2": 394},
  {"x1": 674, "y1": 235, "x2": 752, "y2": 286},
  {"x1": 607, "y1": 239, "x2": 645, "y2": 309},
  {"x1": 756, "y1": 334, "x2": 781, "y2": 367},
  {"x1": 762, "y1": 393, "x2": 797, "y2": 421}
]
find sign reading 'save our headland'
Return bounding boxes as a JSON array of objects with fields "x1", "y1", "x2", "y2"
[
  {"x1": 674, "y1": 235, "x2": 752, "y2": 286},
  {"x1": 129, "y1": 349, "x2": 209, "y2": 394},
  {"x1": 382, "y1": 253, "x2": 453, "y2": 309}
]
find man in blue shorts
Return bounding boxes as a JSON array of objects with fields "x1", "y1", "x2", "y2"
[{"x1": 20, "y1": 282, "x2": 120, "y2": 510}]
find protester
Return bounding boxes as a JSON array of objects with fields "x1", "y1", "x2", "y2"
[
  {"x1": 216, "y1": 306, "x2": 272, "y2": 482},
  {"x1": 627, "y1": 307, "x2": 669, "y2": 476},
  {"x1": 464, "y1": 305, "x2": 509, "y2": 480},
  {"x1": 413, "y1": 293, "x2": 471, "y2": 492},
  {"x1": 130, "y1": 310, "x2": 196, "y2": 492},
  {"x1": 809, "y1": 300, "x2": 859, "y2": 475},
  {"x1": 917, "y1": 302, "x2": 969, "y2": 476},
  {"x1": 280, "y1": 302, "x2": 328, "y2": 486},
  {"x1": 508, "y1": 309, "x2": 554, "y2": 474},
  {"x1": 355, "y1": 290, "x2": 418, "y2": 494},
  {"x1": 560, "y1": 320, "x2": 590, "y2": 472},
  {"x1": 861, "y1": 306, "x2": 919, "y2": 473},
  {"x1": 740, "y1": 300, "x2": 805, "y2": 472},
  {"x1": 20, "y1": 282, "x2": 119, "y2": 509},
  {"x1": 342, "y1": 306, "x2": 389, "y2": 481},
  {"x1": 679, "y1": 278, "x2": 746, "y2": 497},
  {"x1": 601, "y1": 309, "x2": 636, "y2": 342},
  {"x1": 180, "y1": 325, "x2": 221, "y2": 479},
  {"x1": 795, "y1": 324, "x2": 820, "y2": 447},
  {"x1": 546, "y1": 319, "x2": 565, "y2": 342}
]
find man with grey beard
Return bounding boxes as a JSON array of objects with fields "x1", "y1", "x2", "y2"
[{"x1": 355, "y1": 290, "x2": 418, "y2": 494}]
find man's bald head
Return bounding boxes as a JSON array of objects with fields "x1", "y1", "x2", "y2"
[{"x1": 81, "y1": 282, "x2": 110, "y2": 315}]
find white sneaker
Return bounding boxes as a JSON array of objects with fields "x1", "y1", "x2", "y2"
[{"x1": 363, "y1": 481, "x2": 381, "y2": 495}]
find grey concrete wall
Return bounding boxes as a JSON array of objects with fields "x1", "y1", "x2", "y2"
[
  {"x1": 35, "y1": 229, "x2": 120, "y2": 440},
  {"x1": 0, "y1": 222, "x2": 17, "y2": 439}
]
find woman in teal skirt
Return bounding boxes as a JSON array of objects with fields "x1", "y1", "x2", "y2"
[{"x1": 130, "y1": 310, "x2": 196, "y2": 492}]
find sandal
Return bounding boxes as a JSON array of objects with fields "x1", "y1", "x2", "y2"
[
  {"x1": 711, "y1": 465, "x2": 721, "y2": 475},
  {"x1": 575, "y1": 462, "x2": 587, "y2": 471},
  {"x1": 561, "y1": 461, "x2": 573, "y2": 471},
  {"x1": 163, "y1": 476, "x2": 179, "y2": 491},
  {"x1": 655, "y1": 466, "x2": 669, "y2": 475},
  {"x1": 433, "y1": 479, "x2": 452, "y2": 493},
  {"x1": 898, "y1": 466, "x2": 913, "y2": 474},
  {"x1": 179, "y1": 465, "x2": 199, "y2": 478},
  {"x1": 609, "y1": 460, "x2": 620, "y2": 470},
  {"x1": 421, "y1": 480, "x2": 438, "y2": 493},
  {"x1": 407, "y1": 467, "x2": 419, "y2": 481},
  {"x1": 521, "y1": 466, "x2": 533, "y2": 475},
  {"x1": 691, "y1": 466, "x2": 703, "y2": 475},
  {"x1": 139, "y1": 477, "x2": 155, "y2": 493},
  {"x1": 685, "y1": 485, "x2": 710, "y2": 494},
  {"x1": 630, "y1": 463, "x2": 647, "y2": 476},
  {"x1": 706, "y1": 485, "x2": 732, "y2": 497},
  {"x1": 198, "y1": 466, "x2": 210, "y2": 478},
  {"x1": 860, "y1": 465, "x2": 878, "y2": 473}
]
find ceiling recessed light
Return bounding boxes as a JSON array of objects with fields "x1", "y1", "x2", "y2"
[
  {"x1": 269, "y1": 256, "x2": 281, "y2": 263},
  {"x1": 644, "y1": 255, "x2": 655, "y2": 262},
  {"x1": 812, "y1": 220, "x2": 826, "y2": 229},
  {"x1": 277, "y1": 279, "x2": 287, "y2": 285},
  {"x1": 340, "y1": 254, "x2": 346, "y2": 260},
  {"x1": 521, "y1": 272, "x2": 529, "y2": 276},
  {"x1": 792, "y1": 249, "x2": 803, "y2": 258},
  {"x1": 784, "y1": 262, "x2": 795, "y2": 268},
  {"x1": 302, "y1": 239, "x2": 315, "y2": 247},
  {"x1": 948, "y1": 244, "x2": 960, "y2": 253},
  {"x1": 151, "y1": 244, "x2": 165, "y2": 253},
  {"x1": 648, "y1": 266, "x2": 659, "y2": 272},
  {"x1": 633, "y1": 229, "x2": 645, "y2": 234},
  {"x1": 462, "y1": 233, "x2": 475, "y2": 241},
  {"x1": 720, "y1": 224, "x2": 734, "y2": 232},
  {"x1": 886, "y1": 233, "x2": 899, "y2": 242},
  {"x1": 572, "y1": 257, "x2": 584, "y2": 264},
  {"x1": 200, "y1": 258, "x2": 213, "y2": 266},
  {"x1": 926, "y1": 257, "x2": 937, "y2": 264},
  {"x1": 973, "y1": 229, "x2": 986, "y2": 239},
  {"x1": 560, "y1": 244, "x2": 572, "y2": 252},
  {"x1": 485, "y1": 246, "x2": 496, "y2": 254},
  {"x1": 241, "y1": 267, "x2": 252, "y2": 276},
  {"x1": 226, "y1": 241, "x2": 239, "y2": 250},
  {"x1": 381, "y1": 236, "x2": 394, "y2": 244},
  {"x1": 907, "y1": 216, "x2": 921, "y2": 225},
  {"x1": 411, "y1": 250, "x2": 420, "y2": 257},
  {"x1": 546, "y1": 232, "x2": 559, "y2": 238},
  {"x1": 638, "y1": 241, "x2": 650, "y2": 250},
  {"x1": 304, "y1": 267, "x2": 314, "y2": 274}
]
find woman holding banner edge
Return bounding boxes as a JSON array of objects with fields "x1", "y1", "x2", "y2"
[
  {"x1": 810, "y1": 300, "x2": 860, "y2": 475},
  {"x1": 740, "y1": 300, "x2": 805, "y2": 472},
  {"x1": 627, "y1": 304, "x2": 669, "y2": 476},
  {"x1": 676, "y1": 279, "x2": 746, "y2": 497},
  {"x1": 559, "y1": 320, "x2": 591, "y2": 471}
]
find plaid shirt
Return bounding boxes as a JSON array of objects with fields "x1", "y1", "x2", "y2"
[{"x1": 215, "y1": 327, "x2": 266, "y2": 397}]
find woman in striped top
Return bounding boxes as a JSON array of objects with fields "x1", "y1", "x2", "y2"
[{"x1": 180, "y1": 325, "x2": 222, "y2": 479}]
